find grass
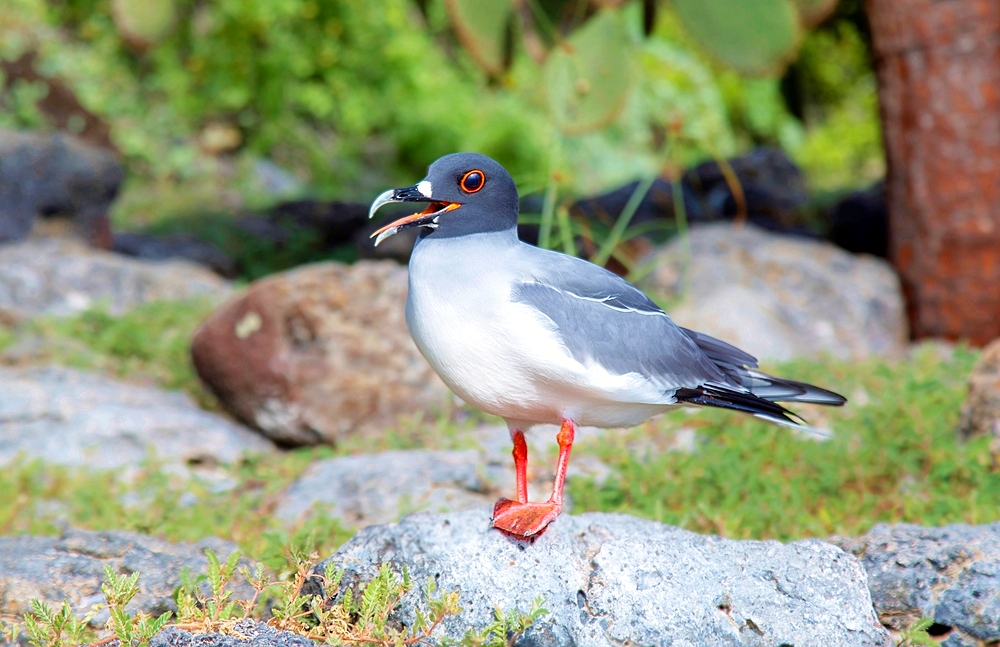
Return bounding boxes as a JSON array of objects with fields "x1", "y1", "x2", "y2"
[
  {"x1": 569, "y1": 344, "x2": 995, "y2": 540},
  {"x1": 0, "y1": 301, "x2": 988, "y2": 645},
  {"x1": 1, "y1": 299, "x2": 219, "y2": 409}
]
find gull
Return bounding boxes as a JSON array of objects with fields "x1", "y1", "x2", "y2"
[{"x1": 369, "y1": 152, "x2": 846, "y2": 539}]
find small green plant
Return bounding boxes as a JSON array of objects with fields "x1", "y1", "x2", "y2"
[
  {"x1": 20, "y1": 599, "x2": 95, "y2": 647},
  {"x1": 896, "y1": 617, "x2": 935, "y2": 646},
  {"x1": 101, "y1": 565, "x2": 172, "y2": 646},
  {"x1": 456, "y1": 597, "x2": 549, "y2": 647}
]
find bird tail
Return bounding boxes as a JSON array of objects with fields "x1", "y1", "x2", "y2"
[{"x1": 673, "y1": 383, "x2": 837, "y2": 438}]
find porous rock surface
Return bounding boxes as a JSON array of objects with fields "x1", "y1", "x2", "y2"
[
  {"x1": 0, "y1": 237, "x2": 231, "y2": 320},
  {"x1": 832, "y1": 523, "x2": 1000, "y2": 647},
  {"x1": 957, "y1": 338, "x2": 1000, "y2": 440},
  {"x1": 0, "y1": 366, "x2": 273, "y2": 468},
  {"x1": 190, "y1": 261, "x2": 449, "y2": 446},
  {"x1": 151, "y1": 620, "x2": 314, "y2": 647},
  {"x1": 316, "y1": 508, "x2": 892, "y2": 647},
  {"x1": 0, "y1": 529, "x2": 249, "y2": 626},
  {"x1": 642, "y1": 223, "x2": 907, "y2": 362}
]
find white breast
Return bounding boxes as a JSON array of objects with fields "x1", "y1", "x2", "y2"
[{"x1": 404, "y1": 234, "x2": 670, "y2": 429}]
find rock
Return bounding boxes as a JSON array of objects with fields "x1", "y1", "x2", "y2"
[
  {"x1": 642, "y1": 222, "x2": 908, "y2": 361},
  {"x1": 191, "y1": 262, "x2": 450, "y2": 446},
  {"x1": 316, "y1": 508, "x2": 892, "y2": 647},
  {"x1": 0, "y1": 366, "x2": 273, "y2": 469},
  {"x1": 151, "y1": 620, "x2": 315, "y2": 647},
  {"x1": 827, "y1": 182, "x2": 889, "y2": 259},
  {"x1": 113, "y1": 232, "x2": 238, "y2": 277},
  {"x1": 831, "y1": 523, "x2": 1000, "y2": 645},
  {"x1": 0, "y1": 528, "x2": 249, "y2": 627},
  {"x1": 275, "y1": 425, "x2": 611, "y2": 528},
  {"x1": 252, "y1": 159, "x2": 304, "y2": 197},
  {"x1": 958, "y1": 338, "x2": 1000, "y2": 440},
  {"x1": 0, "y1": 129, "x2": 121, "y2": 248},
  {"x1": 0, "y1": 237, "x2": 231, "y2": 319},
  {"x1": 683, "y1": 147, "x2": 812, "y2": 230}
]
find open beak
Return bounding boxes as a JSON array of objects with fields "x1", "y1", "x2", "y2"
[{"x1": 368, "y1": 185, "x2": 460, "y2": 247}]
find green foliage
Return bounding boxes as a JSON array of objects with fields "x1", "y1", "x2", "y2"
[
  {"x1": 569, "y1": 345, "x2": 995, "y2": 540},
  {"x1": 671, "y1": 0, "x2": 801, "y2": 76},
  {"x1": 454, "y1": 597, "x2": 548, "y2": 647},
  {"x1": 443, "y1": 0, "x2": 513, "y2": 76},
  {"x1": 897, "y1": 617, "x2": 936, "y2": 647},
  {"x1": 545, "y1": 10, "x2": 636, "y2": 136},
  {"x1": 21, "y1": 599, "x2": 95, "y2": 647},
  {"x1": 102, "y1": 565, "x2": 173, "y2": 646},
  {"x1": 0, "y1": 0, "x2": 550, "y2": 197},
  {"x1": 19, "y1": 299, "x2": 217, "y2": 406}
]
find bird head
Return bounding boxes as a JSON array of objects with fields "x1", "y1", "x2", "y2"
[{"x1": 368, "y1": 152, "x2": 519, "y2": 246}]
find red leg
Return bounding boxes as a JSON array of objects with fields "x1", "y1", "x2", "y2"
[
  {"x1": 491, "y1": 419, "x2": 576, "y2": 539},
  {"x1": 512, "y1": 429, "x2": 528, "y2": 503},
  {"x1": 548, "y1": 419, "x2": 575, "y2": 506}
]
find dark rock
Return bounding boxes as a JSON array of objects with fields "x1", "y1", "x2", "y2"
[
  {"x1": 151, "y1": 620, "x2": 316, "y2": 647},
  {"x1": 832, "y1": 523, "x2": 1000, "y2": 645},
  {"x1": 0, "y1": 129, "x2": 121, "y2": 248},
  {"x1": 0, "y1": 366, "x2": 274, "y2": 469},
  {"x1": 268, "y1": 200, "x2": 368, "y2": 247},
  {"x1": 683, "y1": 147, "x2": 809, "y2": 226},
  {"x1": 315, "y1": 508, "x2": 892, "y2": 646},
  {"x1": 113, "y1": 232, "x2": 238, "y2": 277},
  {"x1": 957, "y1": 337, "x2": 1000, "y2": 440},
  {"x1": 191, "y1": 262, "x2": 449, "y2": 446},
  {"x1": 0, "y1": 529, "x2": 251, "y2": 627},
  {"x1": 827, "y1": 182, "x2": 889, "y2": 258}
]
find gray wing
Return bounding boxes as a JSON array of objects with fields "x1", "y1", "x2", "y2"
[
  {"x1": 511, "y1": 248, "x2": 846, "y2": 420},
  {"x1": 510, "y1": 249, "x2": 729, "y2": 395}
]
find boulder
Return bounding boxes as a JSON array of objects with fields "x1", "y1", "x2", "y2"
[
  {"x1": 958, "y1": 338, "x2": 1000, "y2": 440},
  {"x1": 275, "y1": 424, "x2": 611, "y2": 528},
  {"x1": 315, "y1": 508, "x2": 892, "y2": 647},
  {"x1": 0, "y1": 237, "x2": 231, "y2": 320},
  {"x1": 832, "y1": 523, "x2": 1000, "y2": 646},
  {"x1": 0, "y1": 529, "x2": 249, "y2": 627},
  {"x1": 0, "y1": 366, "x2": 273, "y2": 469},
  {"x1": 0, "y1": 129, "x2": 121, "y2": 248},
  {"x1": 642, "y1": 223, "x2": 908, "y2": 361},
  {"x1": 190, "y1": 261, "x2": 450, "y2": 446}
]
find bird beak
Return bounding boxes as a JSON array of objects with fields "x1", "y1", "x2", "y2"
[{"x1": 368, "y1": 184, "x2": 460, "y2": 247}]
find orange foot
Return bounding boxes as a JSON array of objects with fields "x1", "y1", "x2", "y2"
[{"x1": 491, "y1": 498, "x2": 562, "y2": 539}]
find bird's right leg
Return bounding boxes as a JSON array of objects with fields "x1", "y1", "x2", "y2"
[{"x1": 512, "y1": 428, "x2": 528, "y2": 503}]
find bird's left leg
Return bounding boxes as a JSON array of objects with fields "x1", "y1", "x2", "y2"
[{"x1": 491, "y1": 418, "x2": 575, "y2": 538}]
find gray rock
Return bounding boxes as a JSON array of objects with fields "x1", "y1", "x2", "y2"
[
  {"x1": 275, "y1": 425, "x2": 612, "y2": 528},
  {"x1": 151, "y1": 620, "x2": 315, "y2": 647},
  {"x1": 832, "y1": 523, "x2": 1000, "y2": 645},
  {"x1": 958, "y1": 337, "x2": 1000, "y2": 441},
  {"x1": 641, "y1": 223, "x2": 908, "y2": 361},
  {"x1": 0, "y1": 366, "x2": 273, "y2": 469},
  {"x1": 316, "y1": 508, "x2": 892, "y2": 647},
  {"x1": 0, "y1": 237, "x2": 232, "y2": 320},
  {"x1": 0, "y1": 129, "x2": 121, "y2": 247},
  {"x1": 0, "y1": 528, "x2": 249, "y2": 626},
  {"x1": 113, "y1": 232, "x2": 238, "y2": 278}
]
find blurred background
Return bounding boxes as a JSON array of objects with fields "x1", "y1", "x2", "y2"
[{"x1": 2, "y1": 1, "x2": 1000, "y2": 642}]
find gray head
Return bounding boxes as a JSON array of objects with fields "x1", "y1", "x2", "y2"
[{"x1": 368, "y1": 152, "x2": 519, "y2": 245}]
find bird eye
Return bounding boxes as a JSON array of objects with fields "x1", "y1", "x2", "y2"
[{"x1": 459, "y1": 170, "x2": 485, "y2": 194}]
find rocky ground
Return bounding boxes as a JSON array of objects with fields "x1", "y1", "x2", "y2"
[{"x1": 3, "y1": 131, "x2": 1000, "y2": 646}]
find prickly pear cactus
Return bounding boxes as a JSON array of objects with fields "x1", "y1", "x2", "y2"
[
  {"x1": 544, "y1": 9, "x2": 635, "y2": 135},
  {"x1": 793, "y1": 0, "x2": 840, "y2": 27},
  {"x1": 670, "y1": 0, "x2": 801, "y2": 76},
  {"x1": 443, "y1": 0, "x2": 515, "y2": 76}
]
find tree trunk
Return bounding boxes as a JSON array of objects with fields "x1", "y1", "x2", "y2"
[{"x1": 866, "y1": 0, "x2": 1000, "y2": 344}]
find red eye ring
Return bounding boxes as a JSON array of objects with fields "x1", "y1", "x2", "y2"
[{"x1": 460, "y1": 169, "x2": 485, "y2": 194}]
